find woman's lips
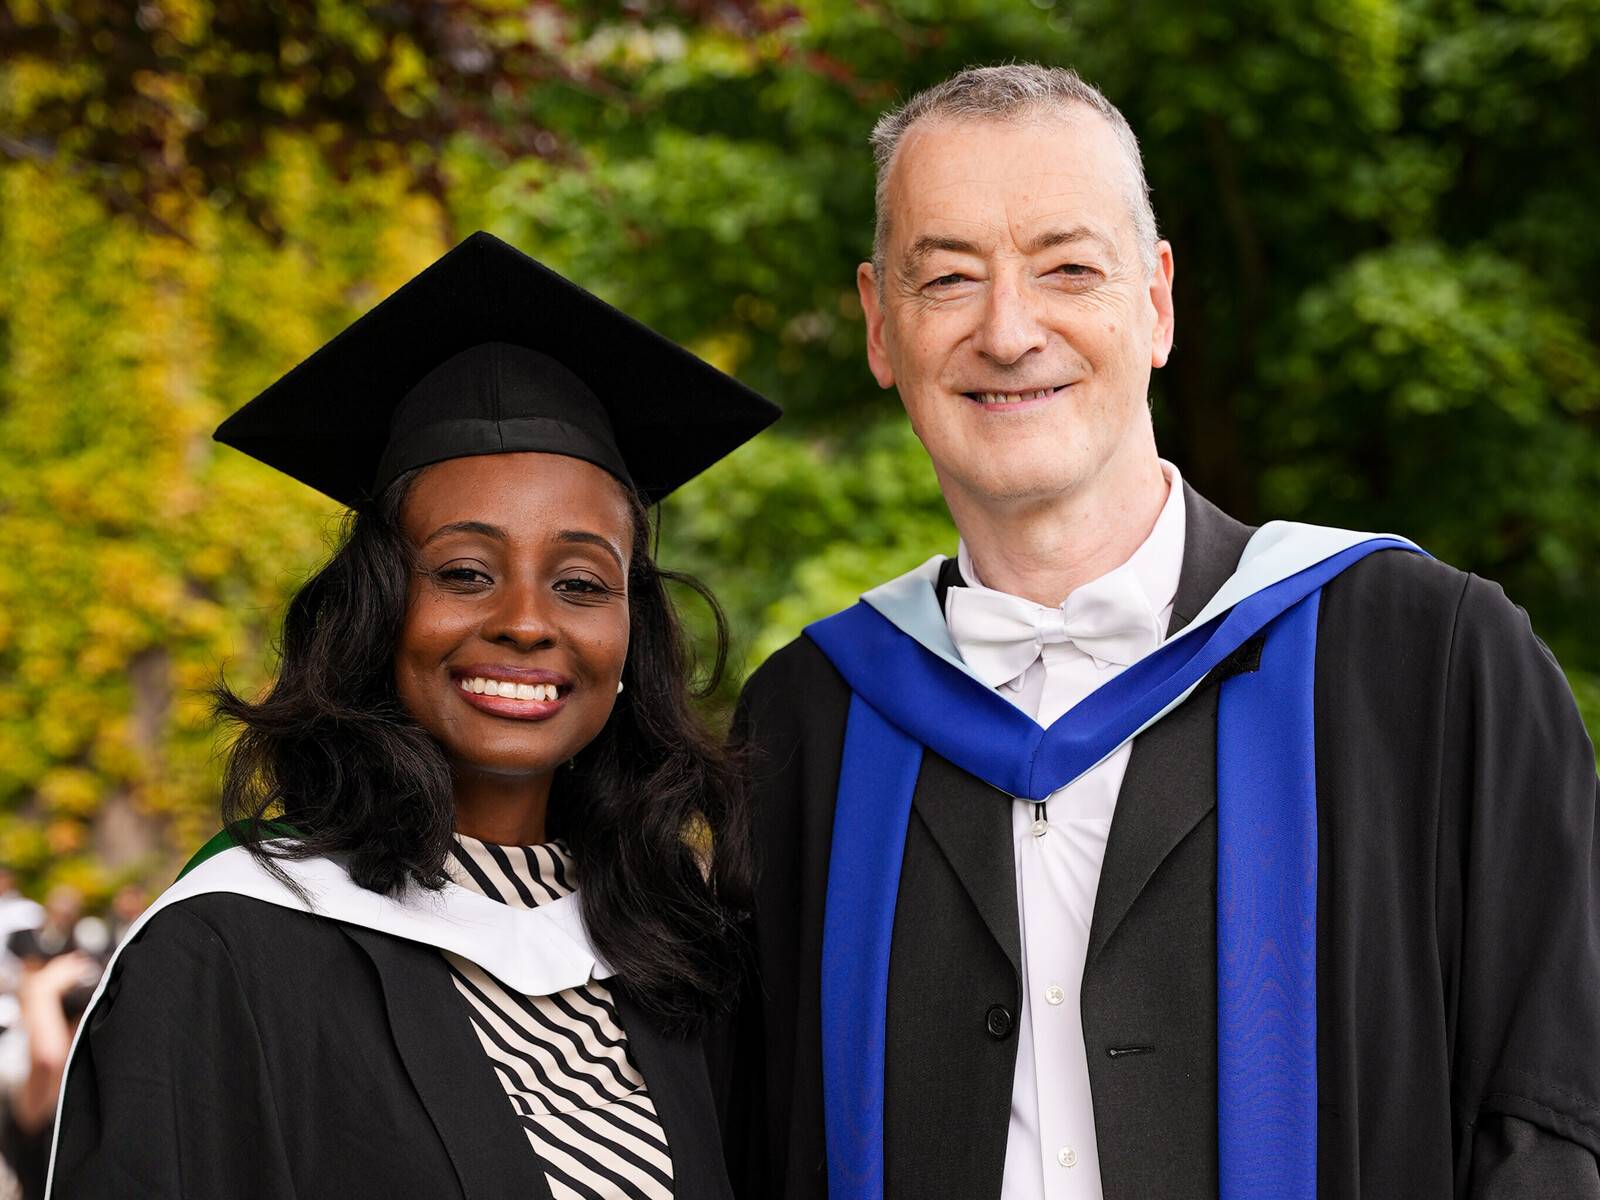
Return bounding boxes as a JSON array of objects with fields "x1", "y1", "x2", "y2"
[
  {"x1": 455, "y1": 687, "x2": 566, "y2": 720},
  {"x1": 451, "y1": 669, "x2": 570, "y2": 722}
]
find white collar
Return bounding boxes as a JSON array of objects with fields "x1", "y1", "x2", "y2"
[{"x1": 99, "y1": 844, "x2": 611, "y2": 998}]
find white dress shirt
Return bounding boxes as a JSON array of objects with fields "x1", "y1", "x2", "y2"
[{"x1": 944, "y1": 463, "x2": 1187, "y2": 1200}]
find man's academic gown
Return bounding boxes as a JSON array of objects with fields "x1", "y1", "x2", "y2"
[
  {"x1": 53, "y1": 890, "x2": 735, "y2": 1199},
  {"x1": 729, "y1": 486, "x2": 1600, "y2": 1199}
]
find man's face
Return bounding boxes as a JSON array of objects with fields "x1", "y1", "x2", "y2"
[{"x1": 859, "y1": 110, "x2": 1175, "y2": 509}]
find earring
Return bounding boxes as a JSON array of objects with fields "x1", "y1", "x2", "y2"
[{"x1": 616, "y1": 680, "x2": 625, "y2": 694}]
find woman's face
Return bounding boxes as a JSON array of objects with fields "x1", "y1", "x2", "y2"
[{"x1": 395, "y1": 452, "x2": 633, "y2": 784}]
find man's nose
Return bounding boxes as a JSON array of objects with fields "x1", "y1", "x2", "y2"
[
  {"x1": 973, "y1": 274, "x2": 1048, "y2": 366},
  {"x1": 486, "y1": 577, "x2": 556, "y2": 651}
]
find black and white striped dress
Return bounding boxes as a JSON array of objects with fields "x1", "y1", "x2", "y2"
[{"x1": 443, "y1": 836, "x2": 675, "y2": 1199}]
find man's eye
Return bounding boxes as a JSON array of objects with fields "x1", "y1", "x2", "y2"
[
  {"x1": 1053, "y1": 263, "x2": 1094, "y2": 277},
  {"x1": 926, "y1": 273, "x2": 966, "y2": 288}
]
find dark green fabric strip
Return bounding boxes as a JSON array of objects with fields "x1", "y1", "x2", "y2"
[{"x1": 176, "y1": 821, "x2": 299, "y2": 881}]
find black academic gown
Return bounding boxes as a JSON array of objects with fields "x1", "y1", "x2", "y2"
[
  {"x1": 53, "y1": 892, "x2": 735, "y2": 1199},
  {"x1": 729, "y1": 485, "x2": 1600, "y2": 1200}
]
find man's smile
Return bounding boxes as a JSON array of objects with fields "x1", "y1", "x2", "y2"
[{"x1": 960, "y1": 383, "x2": 1073, "y2": 409}]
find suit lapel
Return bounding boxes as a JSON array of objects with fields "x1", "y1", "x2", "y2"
[
  {"x1": 1088, "y1": 484, "x2": 1254, "y2": 964},
  {"x1": 343, "y1": 925, "x2": 556, "y2": 1200},
  {"x1": 1088, "y1": 681, "x2": 1219, "y2": 965},
  {"x1": 909, "y1": 750, "x2": 1021, "y2": 974}
]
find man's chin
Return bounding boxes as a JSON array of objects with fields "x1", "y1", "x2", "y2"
[{"x1": 946, "y1": 462, "x2": 1098, "y2": 507}]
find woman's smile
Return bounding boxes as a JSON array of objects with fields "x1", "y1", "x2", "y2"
[{"x1": 451, "y1": 666, "x2": 572, "y2": 720}]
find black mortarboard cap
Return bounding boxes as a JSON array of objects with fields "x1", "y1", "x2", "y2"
[{"x1": 214, "y1": 232, "x2": 780, "y2": 507}]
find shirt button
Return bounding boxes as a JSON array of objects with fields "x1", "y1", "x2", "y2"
[
  {"x1": 1045, "y1": 984, "x2": 1065, "y2": 1006},
  {"x1": 1058, "y1": 1146, "x2": 1077, "y2": 1168},
  {"x1": 1030, "y1": 817, "x2": 1049, "y2": 838}
]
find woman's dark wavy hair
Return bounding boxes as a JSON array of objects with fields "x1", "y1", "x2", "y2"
[{"x1": 213, "y1": 466, "x2": 751, "y2": 1033}]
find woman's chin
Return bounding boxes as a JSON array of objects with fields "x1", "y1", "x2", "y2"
[{"x1": 449, "y1": 753, "x2": 568, "y2": 782}]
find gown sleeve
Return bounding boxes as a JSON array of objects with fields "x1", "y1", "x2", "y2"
[
  {"x1": 1445, "y1": 576, "x2": 1600, "y2": 1196},
  {"x1": 50, "y1": 903, "x2": 298, "y2": 1199}
]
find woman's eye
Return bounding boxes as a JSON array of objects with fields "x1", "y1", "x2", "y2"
[
  {"x1": 432, "y1": 566, "x2": 492, "y2": 587},
  {"x1": 553, "y1": 576, "x2": 618, "y2": 598}
]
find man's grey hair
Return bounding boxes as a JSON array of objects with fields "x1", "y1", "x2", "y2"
[{"x1": 869, "y1": 64, "x2": 1160, "y2": 280}]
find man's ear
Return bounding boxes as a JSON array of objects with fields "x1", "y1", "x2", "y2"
[
  {"x1": 1149, "y1": 240, "x2": 1176, "y2": 369},
  {"x1": 858, "y1": 262, "x2": 897, "y2": 389}
]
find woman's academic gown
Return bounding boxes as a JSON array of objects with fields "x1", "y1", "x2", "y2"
[{"x1": 52, "y1": 891, "x2": 734, "y2": 1199}]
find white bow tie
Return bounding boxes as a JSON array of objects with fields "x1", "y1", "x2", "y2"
[{"x1": 944, "y1": 569, "x2": 1161, "y2": 688}]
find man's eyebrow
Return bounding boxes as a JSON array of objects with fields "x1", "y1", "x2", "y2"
[
  {"x1": 557, "y1": 529, "x2": 626, "y2": 571},
  {"x1": 1024, "y1": 225, "x2": 1117, "y2": 257},
  {"x1": 423, "y1": 520, "x2": 505, "y2": 546},
  {"x1": 897, "y1": 227, "x2": 1118, "y2": 282},
  {"x1": 900, "y1": 234, "x2": 984, "y2": 280}
]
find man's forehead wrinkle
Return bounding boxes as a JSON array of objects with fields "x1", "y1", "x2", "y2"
[
  {"x1": 914, "y1": 167, "x2": 1093, "y2": 202},
  {"x1": 898, "y1": 214, "x2": 1120, "y2": 260},
  {"x1": 902, "y1": 178, "x2": 1123, "y2": 239}
]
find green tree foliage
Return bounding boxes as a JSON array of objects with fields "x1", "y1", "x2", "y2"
[
  {"x1": 0, "y1": 143, "x2": 447, "y2": 892},
  {"x1": 1, "y1": 0, "x2": 1596, "y2": 891}
]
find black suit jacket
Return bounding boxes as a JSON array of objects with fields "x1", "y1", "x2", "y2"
[
  {"x1": 731, "y1": 485, "x2": 1600, "y2": 1199},
  {"x1": 55, "y1": 892, "x2": 735, "y2": 1199}
]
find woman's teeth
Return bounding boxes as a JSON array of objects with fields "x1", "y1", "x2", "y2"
[
  {"x1": 973, "y1": 387, "x2": 1057, "y2": 404},
  {"x1": 459, "y1": 678, "x2": 560, "y2": 701}
]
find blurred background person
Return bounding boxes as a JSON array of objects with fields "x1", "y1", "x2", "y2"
[
  {"x1": 1, "y1": 954, "x2": 98, "y2": 1200},
  {"x1": 101, "y1": 887, "x2": 148, "y2": 951},
  {"x1": 0, "y1": 876, "x2": 40, "y2": 959},
  {"x1": 0, "y1": 873, "x2": 43, "y2": 1032},
  {"x1": 0, "y1": 880, "x2": 103, "y2": 1200},
  {"x1": 2, "y1": 891, "x2": 82, "y2": 974}
]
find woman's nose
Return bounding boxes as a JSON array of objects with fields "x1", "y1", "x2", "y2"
[{"x1": 485, "y1": 578, "x2": 556, "y2": 651}]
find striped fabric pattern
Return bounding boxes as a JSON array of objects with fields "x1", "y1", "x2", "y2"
[{"x1": 444, "y1": 836, "x2": 675, "y2": 1200}]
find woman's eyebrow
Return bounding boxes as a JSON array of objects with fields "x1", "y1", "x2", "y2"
[
  {"x1": 422, "y1": 520, "x2": 505, "y2": 546},
  {"x1": 557, "y1": 529, "x2": 626, "y2": 571}
]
